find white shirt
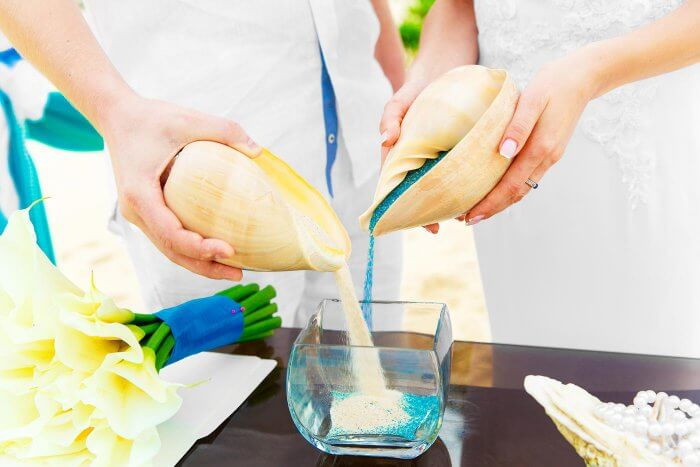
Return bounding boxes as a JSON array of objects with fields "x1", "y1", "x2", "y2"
[
  {"x1": 84, "y1": 0, "x2": 392, "y2": 192},
  {"x1": 82, "y1": 1, "x2": 398, "y2": 321}
]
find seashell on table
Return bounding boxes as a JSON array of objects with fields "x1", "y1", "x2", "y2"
[{"x1": 524, "y1": 375, "x2": 700, "y2": 466}]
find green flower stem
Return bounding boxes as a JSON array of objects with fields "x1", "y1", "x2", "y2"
[
  {"x1": 145, "y1": 322, "x2": 171, "y2": 352},
  {"x1": 216, "y1": 283, "x2": 243, "y2": 296},
  {"x1": 130, "y1": 313, "x2": 160, "y2": 325},
  {"x1": 128, "y1": 324, "x2": 146, "y2": 342},
  {"x1": 155, "y1": 335, "x2": 176, "y2": 371},
  {"x1": 240, "y1": 285, "x2": 276, "y2": 314},
  {"x1": 236, "y1": 330, "x2": 274, "y2": 343},
  {"x1": 243, "y1": 303, "x2": 277, "y2": 326},
  {"x1": 217, "y1": 283, "x2": 259, "y2": 302},
  {"x1": 240, "y1": 316, "x2": 281, "y2": 340},
  {"x1": 137, "y1": 322, "x2": 161, "y2": 336}
]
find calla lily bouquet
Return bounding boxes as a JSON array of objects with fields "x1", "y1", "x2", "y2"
[{"x1": 0, "y1": 206, "x2": 280, "y2": 466}]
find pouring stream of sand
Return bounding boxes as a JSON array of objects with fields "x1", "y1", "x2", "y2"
[
  {"x1": 331, "y1": 263, "x2": 409, "y2": 432},
  {"x1": 329, "y1": 151, "x2": 449, "y2": 434}
]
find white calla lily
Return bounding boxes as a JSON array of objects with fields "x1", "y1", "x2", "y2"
[
  {"x1": 0, "y1": 207, "x2": 184, "y2": 465},
  {"x1": 0, "y1": 209, "x2": 81, "y2": 332},
  {"x1": 82, "y1": 347, "x2": 182, "y2": 440},
  {"x1": 6, "y1": 412, "x2": 90, "y2": 460},
  {"x1": 34, "y1": 361, "x2": 88, "y2": 411},
  {"x1": 87, "y1": 424, "x2": 160, "y2": 467},
  {"x1": 54, "y1": 274, "x2": 134, "y2": 324},
  {"x1": 0, "y1": 388, "x2": 38, "y2": 438},
  {"x1": 54, "y1": 308, "x2": 143, "y2": 373}
]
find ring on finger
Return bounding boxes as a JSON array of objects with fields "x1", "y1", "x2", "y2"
[{"x1": 525, "y1": 178, "x2": 539, "y2": 190}]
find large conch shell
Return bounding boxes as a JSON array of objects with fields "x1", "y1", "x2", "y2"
[
  {"x1": 163, "y1": 141, "x2": 350, "y2": 272},
  {"x1": 524, "y1": 376, "x2": 675, "y2": 466},
  {"x1": 359, "y1": 65, "x2": 518, "y2": 236}
]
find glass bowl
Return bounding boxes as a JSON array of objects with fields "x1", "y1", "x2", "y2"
[{"x1": 287, "y1": 300, "x2": 453, "y2": 459}]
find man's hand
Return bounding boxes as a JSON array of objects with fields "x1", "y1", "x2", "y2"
[
  {"x1": 103, "y1": 95, "x2": 261, "y2": 280},
  {"x1": 0, "y1": 0, "x2": 260, "y2": 279}
]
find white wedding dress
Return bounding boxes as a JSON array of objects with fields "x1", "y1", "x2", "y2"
[{"x1": 473, "y1": 0, "x2": 700, "y2": 357}]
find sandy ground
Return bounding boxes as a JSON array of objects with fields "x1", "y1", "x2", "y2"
[{"x1": 29, "y1": 142, "x2": 490, "y2": 342}]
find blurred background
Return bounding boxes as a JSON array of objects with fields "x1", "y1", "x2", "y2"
[{"x1": 25, "y1": 0, "x2": 490, "y2": 342}]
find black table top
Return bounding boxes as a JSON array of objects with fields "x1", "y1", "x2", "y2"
[{"x1": 178, "y1": 328, "x2": 700, "y2": 466}]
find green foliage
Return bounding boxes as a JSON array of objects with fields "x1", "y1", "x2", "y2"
[{"x1": 399, "y1": 0, "x2": 435, "y2": 52}]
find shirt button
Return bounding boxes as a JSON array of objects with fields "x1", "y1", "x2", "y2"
[{"x1": 328, "y1": 133, "x2": 335, "y2": 144}]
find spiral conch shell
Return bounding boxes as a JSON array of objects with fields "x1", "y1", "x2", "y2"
[
  {"x1": 163, "y1": 141, "x2": 351, "y2": 272},
  {"x1": 359, "y1": 65, "x2": 518, "y2": 236},
  {"x1": 524, "y1": 376, "x2": 675, "y2": 466}
]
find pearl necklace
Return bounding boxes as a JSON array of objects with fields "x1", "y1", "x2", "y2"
[{"x1": 595, "y1": 391, "x2": 700, "y2": 465}]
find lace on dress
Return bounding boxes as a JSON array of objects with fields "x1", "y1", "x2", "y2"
[{"x1": 475, "y1": 0, "x2": 682, "y2": 207}]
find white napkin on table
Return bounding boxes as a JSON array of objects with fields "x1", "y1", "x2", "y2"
[{"x1": 154, "y1": 352, "x2": 277, "y2": 466}]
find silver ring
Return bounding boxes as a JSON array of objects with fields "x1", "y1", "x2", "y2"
[{"x1": 525, "y1": 178, "x2": 539, "y2": 189}]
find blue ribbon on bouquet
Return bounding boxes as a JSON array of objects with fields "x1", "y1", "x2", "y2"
[{"x1": 156, "y1": 295, "x2": 244, "y2": 365}]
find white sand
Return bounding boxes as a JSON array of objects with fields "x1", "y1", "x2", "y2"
[
  {"x1": 332, "y1": 263, "x2": 411, "y2": 432},
  {"x1": 330, "y1": 390, "x2": 408, "y2": 434},
  {"x1": 333, "y1": 263, "x2": 387, "y2": 396}
]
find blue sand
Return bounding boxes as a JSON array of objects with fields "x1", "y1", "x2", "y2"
[
  {"x1": 328, "y1": 392, "x2": 441, "y2": 439},
  {"x1": 360, "y1": 233, "x2": 375, "y2": 327},
  {"x1": 361, "y1": 151, "x2": 449, "y2": 326}
]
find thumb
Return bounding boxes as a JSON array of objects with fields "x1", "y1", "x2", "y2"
[
  {"x1": 380, "y1": 82, "x2": 423, "y2": 149},
  {"x1": 195, "y1": 114, "x2": 262, "y2": 159},
  {"x1": 379, "y1": 98, "x2": 406, "y2": 149},
  {"x1": 498, "y1": 91, "x2": 547, "y2": 159}
]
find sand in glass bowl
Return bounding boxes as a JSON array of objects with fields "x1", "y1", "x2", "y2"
[{"x1": 286, "y1": 300, "x2": 453, "y2": 459}]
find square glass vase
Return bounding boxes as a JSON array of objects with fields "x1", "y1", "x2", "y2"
[{"x1": 287, "y1": 300, "x2": 453, "y2": 459}]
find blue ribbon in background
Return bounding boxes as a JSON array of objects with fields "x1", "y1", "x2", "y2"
[
  {"x1": 156, "y1": 294, "x2": 244, "y2": 366},
  {"x1": 0, "y1": 88, "x2": 55, "y2": 263}
]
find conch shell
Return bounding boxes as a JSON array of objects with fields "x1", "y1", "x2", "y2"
[
  {"x1": 163, "y1": 141, "x2": 350, "y2": 272},
  {"x1": 524, "y1": 375, "x2": 675, "y2": 466},
  {"x1": 359, "y1": 65, "x2": 518, "y2": 236}
]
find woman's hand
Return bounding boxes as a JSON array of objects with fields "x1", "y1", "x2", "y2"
[
  {"x1": 381, "y1": 74, "x2": 472, "y2": 235},
  {"x1": 379, "y1": 78, "x2": 430, "y2": 162},
  {"x1": 376, "y1": 0, "x2": 479, "y2": 234},
  {"x1": 102, "y1": 94, "x2": 261, "y2": 281},
  {"x1": 463, "y1": 47, "x2": 604, "y2": 226},
  {"x1": 380, "y1": 77, "x2": 448, "y2": 234}
]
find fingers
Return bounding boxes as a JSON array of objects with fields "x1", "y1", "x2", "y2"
[
  {"x1": 122, "y1": 182, "x2": 236, "y2": 264},
  {"x1": 525, "y1": 162, "x2": 548, "y2": 191},
  {"x1": 125, "y1": 214, "x2": 243, "y2": 281},
  {"x1": 423, "y1": 223, "x2": 439, "y2": 234},
  {"x1": 166, "y1": 251, "x2": 243, "y2": 281},
  {"x1": 462, "y1": 83, "x2": 556, "y2": 224},
  {"x1": 380, "y1": 97, "x2": 408, "y2": 149},
  {"x1": 498, "y1": 87, "x2": 548, "y2": 159},
  {"x1": 466, "y1": 152, "x2": 535, "y2": 221},
  {"x1": 137, "y1": 202, "x2": 243, "y2": 281},
  {"x1": 380, "y1": 82, "x2": 424, "y2": 150},
  {"x1": 192, "y1": 112, "x2": 262, "y2": 158},
  {"x1": 464, "y1": 131, "x2": 561, "y2": 224},
  {"x1": 380, "y1": 142, "x2": 391, "y2": 165},
  {"x1": 463, "y1": 154, "x2": 540, "y2": 223}
]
